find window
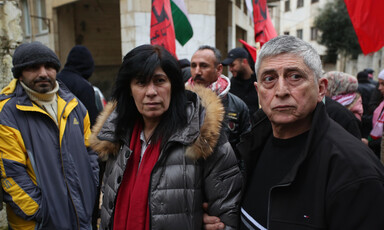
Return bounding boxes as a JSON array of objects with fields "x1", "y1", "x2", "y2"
[
  {"x1": 311, "y1": 0, "x2": 319, "y2": 3},
  {"x1": 284, "y1": 31, "x2": 290, "y2": 35},
  {"x1": 236, "y1": 0, "x2": 241, "y2": 8},
  {"x1": 20, "y1": 0, "x2": 31, "y2": 37},
  {"x1": 296, "y1": 29, "x2": 303, "y2": 39},
  {"x1": 243, "y1": 0, "x2": 247, "y2": 14},
  {"x1": 285, "y1": 0, "x2": 290, "y2": 12},
  {"x1": 311, "y1": 27, "x2": 318, "y2": 41},
  {"x1": 35, "y1": 0, "x2": 48, "y2": 34},
  {"x1": 297, "y1": 0, "x2": 304, "y2": 8}
]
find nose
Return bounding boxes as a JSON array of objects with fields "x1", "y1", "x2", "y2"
[
  {"x1": 193, "y1": 66, "x2": 202, "y2": 76},
  {"x1": 275, "y1": 77, "x2": 290, "y2": 97},
  {"x1": 37, "y1": 66, "x2": 49, "y2": 76},
  {"x1": 145, "y1": 82, "x2": 157, "y2": 97}
]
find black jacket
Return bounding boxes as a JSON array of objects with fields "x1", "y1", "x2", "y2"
[
  {"x1": 238, "y1": 102, "x2": 384, "y2": 229},
  {"x1": 221, "y1": 92, "x2": 251, "y2": 156},
  {"x1": 229, "y1": 73, "x2": 259, "y2": 117},
  {"x1": 57, "y1": 45, "x2": 98, "y2": 126}
]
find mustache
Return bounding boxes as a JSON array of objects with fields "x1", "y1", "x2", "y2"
[
  {"x1": 34, "y1": 76, "x2": 52, "y2": 83},
  {"x1": 194, "y1": 75, "x2": 204, "y2": 81}
]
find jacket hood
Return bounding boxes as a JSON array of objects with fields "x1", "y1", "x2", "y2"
[
  {"x1": 63, "y1": 45, "x2": 94, "y2": 79},
  {"x1": 89, "y1": 85, "x2": 224, "y2": 160},
  {"x1": 217, "y1": 75, "x2": 231, "y2": 98}
]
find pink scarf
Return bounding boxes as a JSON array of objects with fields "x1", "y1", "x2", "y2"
[{"x1": 370, "y1": 100, "x2": 384, "y2": 140}]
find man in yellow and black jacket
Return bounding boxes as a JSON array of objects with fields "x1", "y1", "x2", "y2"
[{"x1": 0, "y1": 41, "x2": 99, "y2": 230}]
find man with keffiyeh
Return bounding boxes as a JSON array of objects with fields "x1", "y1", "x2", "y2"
[{"x1": 188, "y1": 45, "x2": 251, "y2": 158}]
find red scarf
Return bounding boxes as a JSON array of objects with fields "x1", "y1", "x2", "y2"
[{"x1": 113, "y1": 122, "x2": 161, "y2": 230}]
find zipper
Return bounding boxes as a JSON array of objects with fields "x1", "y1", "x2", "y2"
[
  {"x1": 148, "y1": 141, "x2": 173, "y2": 229},
  {"x1": 58, "y1": 101, "x2": 81, "y2": 229}
]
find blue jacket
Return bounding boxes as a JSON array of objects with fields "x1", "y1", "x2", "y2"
[{"x1": 0, "y1": 79, "x2": 99, "y2": 230}]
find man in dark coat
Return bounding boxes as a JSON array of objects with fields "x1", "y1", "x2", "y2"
[
  {"x1": 57, "y1": 45, "x2": 98, "y2": 126},
  {"x1": 357, "y1": 71, "x2": 377, "y2": 137},
  {"x1": 204, "y1": 35, "x2": 384, "y2": 230},
  {"x1": 222, "y1": 47, "x2": 259, "y2": 117}
]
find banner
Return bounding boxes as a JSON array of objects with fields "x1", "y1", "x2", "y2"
[
  {"x1": 344, "y1": 0, "x2": 384, "y2": 54},
  {"x1": 239, "y1": 39, "x2": 257, "y2": 63},
  {"x1": 252, "y1": 0, "x2": 277, "y2": 46},
  {"x1": 150, "y1": 0, "x2": 176, "y2": 56},
  {"x1": 171, "y1": 0, "x2": 193, "y2": 46}
]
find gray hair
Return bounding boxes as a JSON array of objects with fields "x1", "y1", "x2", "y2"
[
  {"x1": 196, "y1": 45, "x2": 222, "y2": 66},
  {"x1": 255, "y1": 35, "x2": 323, "y2": 81}
]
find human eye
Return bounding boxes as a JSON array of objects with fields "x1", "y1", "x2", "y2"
[
  {"x1": 262, "y1": 75, "x2": 275, "y2": 83},
  {"x1": 289, "y1": 74, "x2": 302, "y2": 80},
  {"x1": 154, "y1": 75, "x2": 169, "y2": 84},
  {"x1": 132, "y1": 78, "x2": 146, "y2": 86},
  {"x1": 45, "y1": 63, "x2": 56, "y2": 70}
]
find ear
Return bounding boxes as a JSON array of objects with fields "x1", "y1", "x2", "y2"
[
  {"x1": 216, "y1": 63, "x2": 223, "y2": 76},
  {"x1": 254, "y1": 81, "x2": 258, "y2": 92},
  {"x1": 317, "y1": 78, "x2": 328, "y2": 102}
]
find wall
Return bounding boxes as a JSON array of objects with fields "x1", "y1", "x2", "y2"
[{"x1": 55, "y1": 0, "x2": 122, "y2": 99}]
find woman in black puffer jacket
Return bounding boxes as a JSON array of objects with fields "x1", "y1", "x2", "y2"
[{"x1": 90, "y1": 44, "x2": 243, "y2": 230}]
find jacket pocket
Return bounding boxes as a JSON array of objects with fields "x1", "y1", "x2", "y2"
[{"x1": 218, "y1": 164, "x2": 239, "y2": 182}]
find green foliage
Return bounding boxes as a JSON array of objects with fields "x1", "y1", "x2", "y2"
[{"x1": 314, "y1": 0, "x2": 361, "y2": 62}]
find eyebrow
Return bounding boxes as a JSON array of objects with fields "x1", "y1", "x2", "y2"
[{"x1": 260, "y1": 67, "x2": 306, "y2": 76}]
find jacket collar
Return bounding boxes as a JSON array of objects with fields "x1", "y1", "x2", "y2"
[
  {"x1": 1, "y1": 79, "x2": 75, "y2": 105},
  {"x1": 90, "y1": 85, "x2": 225, "y2": 161},
  {"x1": 238, "y1": 102, "x2": 330, "y2": 184}
]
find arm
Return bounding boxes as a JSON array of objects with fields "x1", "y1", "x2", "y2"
[
  {"x1": 204, "y1": 140, "x2": 243, "y2": 229},
  {"x1": 83, "y1": 112, "x2": 99, "y2": 187},
  {"x1": 0, "y1": 123, "x2": 46, "y2": 222}
]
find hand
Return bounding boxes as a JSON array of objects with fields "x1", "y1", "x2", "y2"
[
  {"x1": 203, "y1": 202, "x2": 225, "y2": 230},
  {"x1": 361, "y1": 138, "x2": 369, "y2": 145}
]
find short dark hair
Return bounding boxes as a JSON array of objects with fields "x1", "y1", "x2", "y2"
[
  {"x1": 197, "y1": 45, "x2": 222, "y2": 66},
  {"x1": 112, "y1": 44, "x2": 187, "y2": 144}
]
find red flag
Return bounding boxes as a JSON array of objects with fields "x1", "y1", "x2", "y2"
[
  {"x1": 239, "y1": 39, "x2": 257, "y2": 62},
  {"x1": 253, "y1": 0, "x2": 277, "y2": 46},
  {"x1": 344, "y1": 0, "x2": 384, "y2": 55},
  {"x1": 150, "y1": 0, "x2": 176, "y2": 56}
]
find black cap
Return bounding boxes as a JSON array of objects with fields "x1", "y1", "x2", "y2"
[
  {"x1": 178, "y1": 58, "x2": 190, "y2": 68},
  {"x1": 222, "y1": 47, "x2": 248, "y2": 66},
  {"x1": 357, "y1": 71, "x2": 369, "y2": 81},
  {"x1": 364, "y1": 68, "x2": 374, "y2": 74}
]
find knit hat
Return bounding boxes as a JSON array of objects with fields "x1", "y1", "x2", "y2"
[
  {"x1": 378, "y1": 69, "x2": 384, "y2": 80},
  {"x1": 12, "y1": 41, "x2": 61, "y2": 78}
]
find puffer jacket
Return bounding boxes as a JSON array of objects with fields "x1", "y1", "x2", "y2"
[
  {"x1": 0, "y1": 79, "x2": 99, "y2": 230},
  {"x1": 90, "y1": 86, "x2": 243, "y2": 230}
]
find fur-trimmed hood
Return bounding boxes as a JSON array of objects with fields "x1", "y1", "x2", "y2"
[{"x1": 89, "y1": 85, "x2": 224, "y2": 160}]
